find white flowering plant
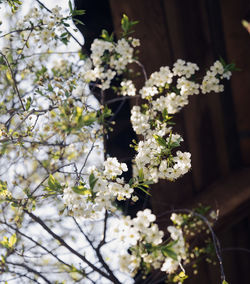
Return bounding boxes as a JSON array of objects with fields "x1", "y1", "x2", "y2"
[{"x1": 0, "y1": 1, "x2": 236, "y2": 283}]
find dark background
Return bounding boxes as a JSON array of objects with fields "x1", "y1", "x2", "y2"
[{"x1": 74, "y1": 1, "x2": 250, "y2": 283}]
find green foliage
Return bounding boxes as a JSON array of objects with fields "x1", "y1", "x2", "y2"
[
  {"x1": 0, "y1": 233, "x2": 17, "y2": 250},
  {"x1": 101, "y1": 29, "x2": 114, "y2": 42},
  {"x1": 0, "y1": 0, "x2": 22, "y2": 13},
  {"x1": 44, "y1": 175, "x2": 63, "y2": 195},
  {"x1": 68, "y1": 0, "x2": 85, "y2": 17},
  {"x1": 121, "y1": 14, "x2": 139, "y2": 37},
  {"x1": 153, "y1": 134, "x2": 167, "y2": 147},
  {"x1": 72, "y1": 182, "x2": 90, "y2": 196},
  {"x1": 89, "y1": 173, "x2": 98, "y2": 191},
  {"x1": 0, "y1": 180, "x2": 7, "y2": 192},
  {"x1": 219, "y1": 57, "x2": 240, "y2": 72},
  {"x1": 194, "y1": 204, "x2": 211, "y2": 215},
  {"x1": 129, "y1": 169, "x2": 153, "y2": 195}
]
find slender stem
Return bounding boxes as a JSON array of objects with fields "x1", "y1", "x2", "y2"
[
  {"x1": 30, "y1": 162, "x2": 76, "y2": 195},
  {"x1": 1, "y1": 220, "x2": 78, "y2": 274},
  {"x1": 0, "y1": 52, "x2": 25, "y2": 110},
  {"x1": 97, "y1": 210, "x2": 108, "y2": 249},
  {"x1": 0, "y1": 27, "x2": 37, "y2": 39},
  {"x1": 6, "y1": 261, "x2": 51, "y2": 284},
  {"x1": 134, "y1": 60, "x2": 148, "y2": 81},
  {"x1": 158, "y1": 209, "x2": 226, "y2": 282}
]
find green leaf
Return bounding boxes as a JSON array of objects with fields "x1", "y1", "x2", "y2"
[
  {"x1": 9, "y1": 234, "x2": 17, "y2": 248},
  {"x1": 72, "y1": 9, "x2": 85, "y2": 16},
  {"x1": 138, "y1": 168, "x2": 144, "y2": 181},
  {"x1": 47, "y1": 84, "x2": 53, "y2": 92},
  {"x1": 153, "y1": 134, "x2": 167, "y2": 147},
  {"x1": 82, "y1": 112, "x2": 96, "y2": 126},
  {"x1": 25, "y1": 97, "x2": 32, "y2": 110},
  {"x1": 47, "y1": 175, "x2": 62, "y2": 191},
  {"x1": 161, "y1": 247, "x2": 178, "y2": 261},
  {"x1": 89, "y1": 173, "x2": 98, "y2": 190},
  {"x1": 101, "y1": 29, "x2": 114, "y2": 42},
  {"x1": 137, "y1": 185, "x2": 151, "y2": 196},
  {"x1": 128, "y1": 178, "x2": 134, "y2": 187},
  {"x1": 68, "y1": 0, "x2": 73, "y2": 13},
  {"x1": 73, "y1": 18, "x2": 84, "y2": 26},
  {"x1": 121, "y1": 14, "x2": 139, "y2": 36},
  {"x1": 72, "y1": 185, "x2": 90, "y2": 196}
]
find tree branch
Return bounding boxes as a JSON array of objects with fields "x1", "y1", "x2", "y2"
[{"x1": 24, "y1": 210, "x2": 121, "y2": 283}]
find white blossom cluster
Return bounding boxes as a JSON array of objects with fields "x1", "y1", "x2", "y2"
[
  {"x1": 201, "y1": 60, "x2": 232, "y2": 94},
  {"x1": 16, "y1": 6, "x2": 66, "y2": 46},
  {"x1": 130, "y1": 59, "x2": 232, "y2": 183},
  {"x1": 120, "y1": 80, "x2": 136, "y2": 96},
  {"x1": 161, "y1": 226, "x2": 186, "y2": 274},
  {"x1": 83, "y1": 37, "x2": 139, "y2": 90},
  {"x1": 63, "y1": 157, "x2": 136, "y2": 218},
  {"x1": 114, "y1": 210, "x2": 186, "y2": 276},
  {"x1": 173, "y1": 59, "x2": 199, "y2": 78},
  {"x1": 134, "y1": 134, "x2": 191, "y2": 182}
]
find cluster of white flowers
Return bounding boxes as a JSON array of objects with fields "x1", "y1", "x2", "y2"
[
  {"x1": 177, "y1": 77, "x2": 200, "y2": 96},
  {"x1": 151, "y1": 93, "x2": 188, "y2": 114},
  {"x1": 173, "y1": 59, "x2": 199, "y2": 78},
  {"x1": 129, "y1": 59, "x2": 232, "y2": 185},
  {"x1": 83, "y1": 37, "x2": 138, "y2": 90},
  {"x1": 201, "y1": 60, "x2": 232, "y2": 94},
  {"x1": 63, "y1": 157, "x2": 136, "y2": 218},
  {"x1": 147, "y1": 66, "x2": 174, "y2": 87},
  {"x1": 16, "y1": 6, "x2": 66, "y2": 46},
  {"x1": 161, "y1": 225, "x2": 186, "y2": 274},
  {"x1": 130, "y1": 106, "x2": 150, "y2": 135},
  {"x1": 120, "y1": 80, "x2": 136, "y2": 96},
  {"x1": 113, "y1": 209, "x2": 186, "y2": 276},
  {"x1": 134, "y1": 135, "x2": 191, "y2": 182}
]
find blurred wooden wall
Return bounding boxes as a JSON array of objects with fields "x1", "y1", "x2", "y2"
[{"x1": 75, "y1": 0, "x2": 250, "y2": 283}]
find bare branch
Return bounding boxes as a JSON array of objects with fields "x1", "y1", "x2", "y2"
[{"x1": 0, "y1": 52, "x2": 25, "y2": 110}]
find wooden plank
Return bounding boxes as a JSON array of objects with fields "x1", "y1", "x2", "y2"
[
  {"x1": 182, "y1": 168, "x2": 250, "y2": 231},
  {"x1": 220, "y1": 0, "x2": 250, "y2": 166}
]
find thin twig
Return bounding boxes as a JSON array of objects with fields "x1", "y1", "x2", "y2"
[
  {"x1": 0, "y1": 52, "x2": 25, "y2": 110},
  {"x1": 6, "y1": 261, "x2": 51, "y2": 284},
  {"x1": 158, "y1": 209, "x2": 226, "y2": 282},
  {"x1": 24, "y1": 210, "x2": 121, "y2": 283},
  {"x1": 134, "y1": 60, "x2": 148, "y2": 81},
  {"x1": 30, "y1": 162, "x2": 76, "y2": 195}
]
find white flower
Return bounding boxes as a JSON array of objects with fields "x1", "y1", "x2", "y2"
[
  {"x1": 161, "y1": 258, "x2": 179, "y2": 274},
  {"x1": 103, "y1": 157, "x2": 128, "y2": 179},
  {"x1": 170, "y1": 213, "x2": 183, "y2": 226},
  {"x1": 120, "y1": 80, "x2": 136, "y2": 96}
]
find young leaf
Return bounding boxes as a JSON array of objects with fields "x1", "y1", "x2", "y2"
[
  {"x1": 153, "y1": 134, "x2": 167, "y2": 147},
  {"x1": 161, "y1": 247, "x2": 178, "y2": 261},
  {"x1": 68, "y1": 0, "x2": 73, "y2": 13},
  {"x1": 89, "y1": 173, "x2": 98, "y2": 190},
  {"x1": 25, "y1": 97, "x2": 32, "y2": 110},
  {"x1": 72, "y1": 9, "x2": 85, "y2": 16},
  {"x1": 9, "y1": 234, "x2": 17, "y2": 248},
  {"x1": 47, "y1": 175, "x2": 62, "y2": 191},
  {"x1": 138, "y1": 168, "x2": 144, "y2": 181},
  {"x1": 72, "y1": 185, "x2": 91, "y2": 196}
]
